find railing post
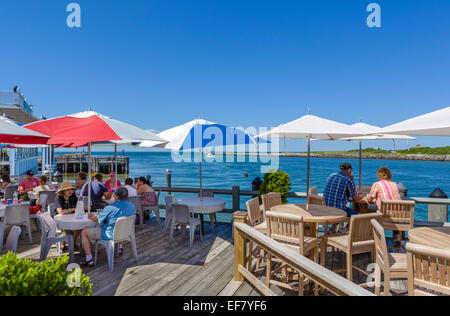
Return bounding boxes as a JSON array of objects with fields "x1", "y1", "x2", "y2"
[
  {"x1": 232, "y1": 186, "x2": 240, "y2": 211},
  {"x1": 166, "y1": 169, "x2": 172, "y2": 195},
  {"x1": 233, "y1": 211, "x2": 247, "y2": 282}
]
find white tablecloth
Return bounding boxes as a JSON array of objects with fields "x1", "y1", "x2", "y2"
[
  {"x1": 54, "y1": 214, "x2": 98, "y2": 231},
  {"x1": 178, "y1": 197, "x2": 226, "y2": 215}
]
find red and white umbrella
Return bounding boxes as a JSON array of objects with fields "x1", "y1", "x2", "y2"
[
  {"x1": 24, "y1": 111, "x2": 166, "y2": 147},
  {"x1": 24, "y1": 111, "x2": 166, "y2": 211},
  {"x1": 0, "y1": 115, "x2": 49, "y2": 145}
]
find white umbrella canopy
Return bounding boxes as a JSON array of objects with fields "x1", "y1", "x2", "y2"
[
  {"x1": 256, "y1": 114, "x2": 365, "y2": 203},
  {"x1": 379, "y1": 107, "x2": 450, "y2": 136}
]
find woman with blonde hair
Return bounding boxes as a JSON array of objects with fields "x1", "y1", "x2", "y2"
[{"x1": 367, "y1": 167, "x2": 401, "y2": 210}]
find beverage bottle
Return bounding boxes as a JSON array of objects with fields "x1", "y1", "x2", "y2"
[{"x1": 13, "y1": 191, "x2": 19, "y2": 203}]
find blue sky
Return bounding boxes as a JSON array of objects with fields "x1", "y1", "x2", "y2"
[{"x1": 1, "y1": 0, "x2": 449, "y2": 152}]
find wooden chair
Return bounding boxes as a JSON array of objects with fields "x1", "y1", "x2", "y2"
[
  {"x1": 266, "y1": 211, "x2": 320, "y2": 296},
  {"x1": 308, "y1": 186, "x2": 318, "y2": 195},
  {"x1": 307, "y1": 194, "x2": 325, "y2": 206},
  {"x1": 320, "y1": 213, "x2": 383, "y2": 282},
  {"x1": 370, "y1": 219, "x2": 408, "y2": 296},
  {"x1": 406, "y1": 242, "x2": 450, "y2": 296},
  {"x1": 380, "y1": 200, "x2": 415, "y2": 252},
  {"x1": 261, "y1": 192, "x2": 282, "y2": 218},
  {"x1": 246, "y1": 197, "x2": 267, "y2": 271},
  {"x1": 356, "y1": 186, "x2": 372, "y2": 195}
]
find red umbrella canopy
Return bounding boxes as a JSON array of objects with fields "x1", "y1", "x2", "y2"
[
  {"x1": 24, "y1": 111, "x2": 165, "y2": 147},
  {"x1": 0, "y1": 115, "x2": 50, "y2": 145}
]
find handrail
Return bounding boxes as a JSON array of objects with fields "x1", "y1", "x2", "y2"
[{"x1": 233, "y1": 214, "x2": 374, "y2": 296}]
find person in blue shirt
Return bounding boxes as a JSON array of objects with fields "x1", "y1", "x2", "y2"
[
  {"x1": 81, "y1": 173, "x2": 112, "y2": 211},
  {"x1": 324, "y1": 162, "x2": 364, "y2": 217},
  {"x1": 80, "y1": 186, "x2": 136, "y2": 267}
]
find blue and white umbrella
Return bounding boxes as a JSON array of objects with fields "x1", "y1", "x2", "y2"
[{"x1": 140, "y1": 119, "x2": 262, "y2": 196}]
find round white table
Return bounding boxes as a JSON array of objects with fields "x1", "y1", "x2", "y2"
[
  {"x1": 54, "y1": 214, "x2": 98, "y2": 231},
  {"x1": 178, "y1": 197, "x2": 226, "y2": 234}
]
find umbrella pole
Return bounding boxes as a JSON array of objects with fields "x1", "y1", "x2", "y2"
[
  {"x1": 306, "y1": 138, "x2": 311, "y2": 209},
  {"x1": 88, "y1": 142, "x2": 92, "y2": 213},
  {"x1": 359, "y1": 140, "x2": 362, "y2": 189},
  {"x1": 114, "y1": 143, "x2": 118, "y2": 190},
  {"x1": 200, "y1": 145, "x2": 203, "y2": 199},
  {"x1": 48, "y1": 145, "x2": 52, "y2": 186}
]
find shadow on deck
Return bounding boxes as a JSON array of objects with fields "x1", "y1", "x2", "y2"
[{"x1": 7, "y1": 219, "x2": 407, "y2": 296}]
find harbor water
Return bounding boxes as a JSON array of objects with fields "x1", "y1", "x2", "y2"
[{"x1": 60, "y1": 151, "x2": 450, "y2": 222}]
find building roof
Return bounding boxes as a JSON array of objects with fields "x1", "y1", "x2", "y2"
[{"x1": 0, "y1": 107, "x2": 39, "y2": 124}]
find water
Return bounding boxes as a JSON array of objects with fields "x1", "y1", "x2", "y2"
[{"x1": 61, "y1": 151, "x2": 450, "y2": 222}]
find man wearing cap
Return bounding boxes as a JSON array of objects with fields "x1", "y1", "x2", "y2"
[
  {"x1": 324, "y1": 163, "x2": 364, "y2": 217},
  {"x1": 18, "y1": 170, "x2": 40, "y2": 200}
]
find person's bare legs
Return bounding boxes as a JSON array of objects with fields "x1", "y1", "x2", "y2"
[{"x1": 81, "y1": 228, "x2": 93, "y2": 256}]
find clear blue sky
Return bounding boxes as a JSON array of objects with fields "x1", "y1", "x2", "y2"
[{"x1": 1, "y1": 0, "x2": 449, "y2": 152}]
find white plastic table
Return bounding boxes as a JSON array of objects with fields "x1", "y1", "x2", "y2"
[
  {"x1": 54, "y1": 213, "x2": 98, "y2": 231},
  {"x1": 178, "y1": 197, "x2": 226, "y2": 234}
]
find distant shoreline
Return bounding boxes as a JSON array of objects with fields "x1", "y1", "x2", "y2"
[{"x1": 217, "y1": 152, "x2": 450, "y2": 162}]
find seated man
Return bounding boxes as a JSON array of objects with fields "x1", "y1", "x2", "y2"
[
  {"x1": 18, "y1": 170, "x2": 40, "y2": 200},
  {"x1": 123, "y1": 178, "x2": 137, "y2": 197},
  {"x1": 80, "y1": 187, "x2": 136, "y2": 267},
  {"x1": 324, "y1": 162, "x2": 364, "y2": 217},
  {"x1": 81, "y1": 173, "x2": 113, "y2": 211}
]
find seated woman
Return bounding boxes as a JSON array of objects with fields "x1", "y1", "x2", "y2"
[
  {"x1": 135, "y1": 177, "x2": 157, "y2": 207},
  {"x1": 367, "y1": 167, "x2": 402, "y2": 210},
  {"x1": 0, "y1": 174, "x2": 12, "y2": 197},
  {"x1": 105, "y1": 172, "x2": 122, "y2": 192},
  {"x1": 33, "y1": 175, "x2": 54, "y2": 198},
  {"x1": 55, "y1": 182, "x2": 80, "y2": 252}
]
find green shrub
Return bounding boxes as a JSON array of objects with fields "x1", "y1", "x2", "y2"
[
  {"x1": 0, "y1": 252, "x2": 92, "y2": 296},
  {"x1": 258, "y1": 170, "x2": 292, "y2": 204}
]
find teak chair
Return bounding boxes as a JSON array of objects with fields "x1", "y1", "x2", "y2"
[
  {"x1": 370, "y1": 219, "x2": 408, "y2": 296},
  {"x1": 261, "y1": 192, "x2": 282, "y2": 218},
  {"x1": 406, "y1": 242, "x2": 450, "y2": 296},
  {"x1": 246, "y1": 197, "x2": 267, "y2": 271},
  {"x1": 266, "y1": 211, "x2": 320, "y2": 296},
  {"x1": 307, "y1": 194, "x2": 325, "y2": 206},
  {"x1": 320, "y1": 213, "x2": 383, "y2": 282},
  {"x1": 308, "y1": 186, "x2": 318, "y2": 195},
  {"x1": 380, "y1": 200, "x2": 415, "y2": 252}
]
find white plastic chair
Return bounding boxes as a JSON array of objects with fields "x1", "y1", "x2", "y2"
[
  {"x1": 5, "y1": 226, "x2": 22, "y2": 253},
  {"x1": 31, "y1": 194, "x2": 48, "y2": 231},
  {"x1": 163, "y1": 195, "x2": 177, "y2": 234},
  {"x1": 37, "y1": 212, "x2": 75, "y2": 262},
  {"x1": 94, "y1": 215, "x2": 138, "y2": 272},
  {"x1": 142, "y1": 190, "x2": 161, "y2": 225},
  {"x1": 0, "y1": 204, "x2": 32, "y2": 250},
  {"x1": 169, "y1": 204, "x2": 202, "y2": 247},
  {"x1": 128, "y1": 196, "x2": 144, "y2": 227}
]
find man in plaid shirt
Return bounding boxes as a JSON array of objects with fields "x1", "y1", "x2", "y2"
[{"x1": 324, "y1": 163, "x2": 364, "y2": 217}]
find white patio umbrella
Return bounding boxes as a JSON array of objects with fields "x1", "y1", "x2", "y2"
[
  {"x1": 256, "y1": 114, "x2": 365, "y2": 203},
  {"x1": 0, "y1": 115, "x2": 49, "y2": 145},
  {"x1": 379, "y1": 107, "x2": 450, "y2": 136},
  {"x1": 341, "y1": 122, "x2": 416, "y2": 188},
  {"x1": 139, "y1": 118, "x2": 260, "y2": 197}
]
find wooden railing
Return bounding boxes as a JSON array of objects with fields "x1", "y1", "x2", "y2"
[{"x1": 232, "y1": 212, "x2": 375, "y2": 296}]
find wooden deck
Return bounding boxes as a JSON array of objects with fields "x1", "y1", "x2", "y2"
[{"x1": 8, "y1": 219, "x2": 407, "y2": 296}]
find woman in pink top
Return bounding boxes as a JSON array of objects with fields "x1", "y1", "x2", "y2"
[
  {"x1": 367, "y1": 167, "x2": 401, "y2": 210},
  {"x1": 105, "y1": 172, "x2": 122, "y2": 192}
]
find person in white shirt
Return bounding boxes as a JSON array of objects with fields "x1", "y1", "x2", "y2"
[{"x1": 124, "y1": 178, "x2": 137, "y2": 197}]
